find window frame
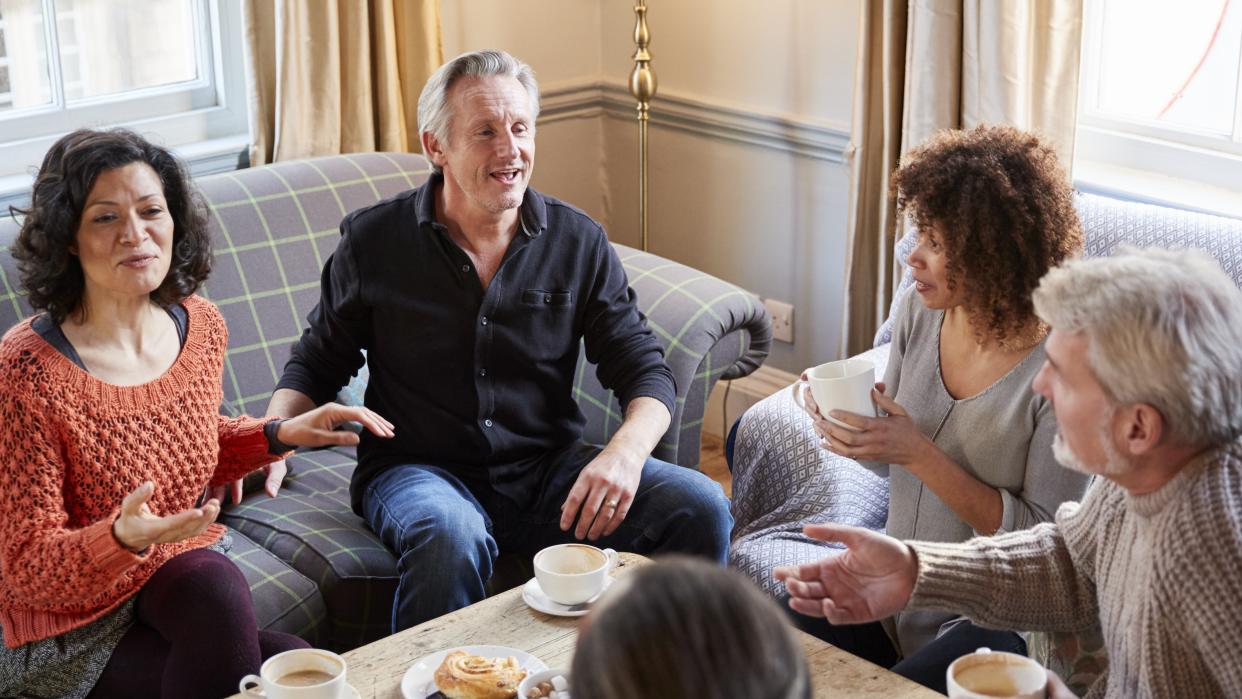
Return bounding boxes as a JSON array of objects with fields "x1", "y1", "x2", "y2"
[
  {"x1": 0, "y1": 0, "x2": 248, "y2": 183},
  {"x1": 1075, "y1": 0, "x2": 1242, "y2": 215}
]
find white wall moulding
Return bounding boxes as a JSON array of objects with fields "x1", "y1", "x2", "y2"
[{"x1": 540, "y1": 81, "x2": 850, "y2": 163}]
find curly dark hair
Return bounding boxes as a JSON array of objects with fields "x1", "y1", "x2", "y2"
[
  {"x1": 10, "y1": 128, "x2": 212, "y2": 322},
  {"x1": 890, "y1": 124, "x2": 1082, "y2": 347}
]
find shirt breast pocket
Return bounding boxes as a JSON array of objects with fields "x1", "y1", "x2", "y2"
[
  {"x1": 521, "y1": 289, "x2": 574, "y2": 308},
  {"x1": 519, "y1": 289, "x2": 576, "y2": 360}
]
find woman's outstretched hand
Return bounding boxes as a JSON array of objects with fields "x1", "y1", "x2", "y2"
[{"x1": 113, "y1": 482, "x2": 220, "y2": 553}]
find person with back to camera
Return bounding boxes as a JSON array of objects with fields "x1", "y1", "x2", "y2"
[
  {"x1": 572, "y1": 556, "x2": 811, "y2": 699},
  {"x1": 730, "y1": 125, "x2": 1092, "y2": 692},
  {"x1": 0, "y1": 128, "x2": 393, "y2": 699}
]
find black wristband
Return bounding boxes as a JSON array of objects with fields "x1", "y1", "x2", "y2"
[{"x1": 264, "y1": 419, "x2": 296, "y2": 454}]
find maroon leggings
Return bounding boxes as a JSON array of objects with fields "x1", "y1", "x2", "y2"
[{"x1": 87, "y1": 548, "x2": 309, "y2": 699}]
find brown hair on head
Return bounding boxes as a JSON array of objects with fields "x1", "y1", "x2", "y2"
[
  {"x1": 571, "y1": 556, "x2": 811, "y2": 699},
  {"x1": 11, "y1": 128, "x2": 212, "y2": 322},
  {"x1": 890, "y1": 124, "x2": 1083, "y2": 347}
]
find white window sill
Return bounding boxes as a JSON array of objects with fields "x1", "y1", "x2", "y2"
[
  {"x1": 0, "y1": 134, "x2": 249, "y2": 215},
  {"x1": 1074, "y1": 159, "x2": 1242, "y2": 221}
]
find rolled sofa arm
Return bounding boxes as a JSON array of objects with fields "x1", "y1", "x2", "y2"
[{"x1": 573, "y1": 243, "x2": 772, "y2": 469}]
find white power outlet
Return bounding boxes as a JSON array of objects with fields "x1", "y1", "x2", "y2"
[{"x1": 763, "y1": 298, "x2": 794, "y2": 343}]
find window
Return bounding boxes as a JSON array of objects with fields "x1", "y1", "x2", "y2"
[
  {"x1": 1076, "y1": 0, "x2": 1242, "y2": 215},
  {"x1": 0, "y1": 0, "x2": 247, "y2": 189}
]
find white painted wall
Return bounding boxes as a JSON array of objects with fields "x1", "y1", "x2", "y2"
[{"x1": 441, "y1": 0, "x2": 863, "y2": 418}]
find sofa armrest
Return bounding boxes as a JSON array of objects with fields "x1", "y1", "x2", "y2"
[{"x1": 573, "y1": 243, "x2": 772, "y2": 469}]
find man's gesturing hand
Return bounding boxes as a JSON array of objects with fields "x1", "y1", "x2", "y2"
[
  {"x1": 559, "y1": 447, "x2": 643, "y2": 541},
  {"x1": 773, "y1": 523, "x2": 918, "y2": 625}
]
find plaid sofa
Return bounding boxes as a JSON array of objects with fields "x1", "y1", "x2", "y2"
[{"x1": 0, "y1": 152, "x2": 771, "y2": 651}]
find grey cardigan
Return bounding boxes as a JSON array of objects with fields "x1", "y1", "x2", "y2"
[{"x1": 869, "y1": 292, "x2": 1091, "y2": 655}]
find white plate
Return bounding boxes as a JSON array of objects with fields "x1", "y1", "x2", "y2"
[
  {"x1": 521, "y1": 577, "x2": 614, "y2": 617},
  {"x1": 399, "y1": 645, "x2": 548, "y2": 699}
]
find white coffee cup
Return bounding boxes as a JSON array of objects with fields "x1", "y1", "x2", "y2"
[
  {"x1": 792, "y1": 358, "x2": 877, "y2": 431},
  {"x1": 534, "y1": 543, "x2": 619, "y2": 605},
  {"x1": 946, "y1": 648, "x2": 1047, "y2": 699},
  {"x1": 239, "y1": 648, "x2": 349, "y2": 699}
]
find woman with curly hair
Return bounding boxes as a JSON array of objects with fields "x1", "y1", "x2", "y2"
[
  {"x1": 0, "y1": 128, "x2": 394, "y2": 699},
  {"x1": 730, "y1": 125, "x2": 1091, "y2": 692}
]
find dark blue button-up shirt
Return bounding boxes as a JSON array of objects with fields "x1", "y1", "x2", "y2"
[{"x1": 276, "y1": 175, "x2": 676, "y2": 512}]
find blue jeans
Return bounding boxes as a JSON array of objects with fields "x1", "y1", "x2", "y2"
[{"x1": 361, "y1": 445, "x2": 733, "y2": 632}]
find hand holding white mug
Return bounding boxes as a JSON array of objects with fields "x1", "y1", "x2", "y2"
[
  {"x1": 815, "y1": 385, "x2": 935, "y2": 467},
  {"x1": 792, "y1": 359, "x2": 876, "y2": 432}
]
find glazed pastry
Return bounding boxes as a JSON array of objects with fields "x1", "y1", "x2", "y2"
[{"x1": 433, "y1": 651, "x2": 527, "y2": 699}]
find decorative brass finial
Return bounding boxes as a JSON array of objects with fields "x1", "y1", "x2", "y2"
[{"x1": 629, "y1": 0, "x2": 657, "y2": 251}]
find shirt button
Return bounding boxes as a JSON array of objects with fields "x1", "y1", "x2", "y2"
[
  {"x1": 480, "y1": 316, "x2": 488, "y2": 326},
  {"x1": 544, "y1": 295, "x2": 552, "y2": 303},
  {"x1": 461, "y1": 264, "x2": 470, "y2": 273},
  {"x1": 479, "y1": 368, "x2": 487, "y2": 377},
  {"x1": 483, "y1": 419, "x2": 493, "y2": 428}
]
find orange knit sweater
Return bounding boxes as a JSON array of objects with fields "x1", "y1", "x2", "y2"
[{"x1": 0, "y1": 295, "x2": 281, "y2": 648}]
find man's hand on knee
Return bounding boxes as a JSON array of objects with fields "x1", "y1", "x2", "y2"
[{"x1": 559, "y1": 447, "x2": 644, "y2": 540}]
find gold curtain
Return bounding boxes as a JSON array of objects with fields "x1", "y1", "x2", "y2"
[
  {"x1": 840, "y1": 0, "x2": 1084, "y2": 357},
  {"x1": 243, "y1": 0, "x2": 443, "y2": 166}
]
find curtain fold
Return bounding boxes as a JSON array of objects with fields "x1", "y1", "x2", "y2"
[
  {"x1": 242, "y1": 0, "x2": 442, "y2": 166},
  {"x1": 840, "y1": 0, "x2": 1084, "y2": 357}
]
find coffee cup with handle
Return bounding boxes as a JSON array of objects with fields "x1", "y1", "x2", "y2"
[
  {"x1": 534, "y1": 543, "x2": 619, "y2": 605},
  {"x1": 792, "y1": 358, "x2": 877, "y2": 431},
  {"x1": 946, "y1": 648, "x2": 1047, "y2": 699},
  {"x1": 239, "y1": 648, "x2": 349, "y2": 699}
]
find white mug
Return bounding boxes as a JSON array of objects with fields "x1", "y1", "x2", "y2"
[
  {"x1": 239, "y1": 648, "x2": 349, "y2": 699},
  {"x1": 946, "y1": 648, "x2": 1047, "y2": 699},
  {"x1": 792, "y1": 358, "x2": 877, "y2": 431},
  {"x1": 534, "y1": 543, "x2": 619, "y2": 605}
]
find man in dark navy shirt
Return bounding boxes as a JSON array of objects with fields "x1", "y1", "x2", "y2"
[{"x1": 264, "y1": 50, "x2": 732, "y2": 632}]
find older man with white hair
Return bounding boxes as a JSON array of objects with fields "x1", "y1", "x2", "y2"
[
  {"x1": 264, "y1": 49, "x2": 732, "y2": 633},
  {"x1": 776, "y1": 247, "x2": 1242, "y2": 698}
]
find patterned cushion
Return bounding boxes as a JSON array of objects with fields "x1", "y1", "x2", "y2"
[
  {"x1": 224, "y1": 527, "x2": 327, "y2": 645},
  {"x1": 219, "y1": 449, "x2": 396, "y2": 652}
]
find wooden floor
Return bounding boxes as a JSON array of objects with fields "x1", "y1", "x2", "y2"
[{"x1": 700, "y1": 433, "x2": 732, "y2": 497}]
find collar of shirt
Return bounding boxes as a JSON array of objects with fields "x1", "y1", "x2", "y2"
[{"x1": 413, "y1": 173, "x2": 548, "y2": 240}]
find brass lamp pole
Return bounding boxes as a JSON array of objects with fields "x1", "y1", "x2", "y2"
[{"x1": 629, "y1": 0, "x2": 656, "y2": 251}]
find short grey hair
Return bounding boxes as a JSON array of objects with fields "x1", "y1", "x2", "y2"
[
  {"x1": 417, "y1": 50, "x2": 540, "y2": 174},
  {"x1": 1032, "y1": 246, "x2": 1242, "y2": 449}
]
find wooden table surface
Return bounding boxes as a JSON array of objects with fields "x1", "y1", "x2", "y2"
[{"x1": 230, "y1": 553, "x2": 938, "y2": 698}]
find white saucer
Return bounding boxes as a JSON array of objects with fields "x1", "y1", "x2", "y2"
[
  {"x1": 345, "y1": 684, "x2": 362, "y2": 699},
  {"x1": 399, "y1": 645, "x2": 547, "y2": 699},
  {"x1": 521, "y1": 577, "x2": 613, "y2": 617}
]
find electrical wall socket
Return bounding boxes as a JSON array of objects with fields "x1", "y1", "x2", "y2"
[{"x1": 763, "y1": 298, "x2": 794, "y2": 343}]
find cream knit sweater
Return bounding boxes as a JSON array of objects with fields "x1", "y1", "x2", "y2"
[{"x1": 907, "y1": 439, "x2": 1242, "y2": 698}]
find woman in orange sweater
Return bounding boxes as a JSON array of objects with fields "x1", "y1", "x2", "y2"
[{"x1": 0, "y1": 129, "x2": 394, "y2": 699}]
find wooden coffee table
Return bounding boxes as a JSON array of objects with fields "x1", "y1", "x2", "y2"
[{"x1": 230, "y1": 552, "x2": 938, "y2": 698}]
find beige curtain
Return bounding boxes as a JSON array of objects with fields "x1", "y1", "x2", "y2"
[
  {"x1": 243, "y1": 0, "x2": 442, "y2": 166},
  {"x1": 840, "y1": 0, "x2": 1084, "y2": 357}
]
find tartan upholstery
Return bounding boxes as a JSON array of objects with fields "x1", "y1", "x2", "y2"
[
  {"x1": 225, "y1": 528, "x2": 327, "y2": 645},
  {"x1": 0, "y1": 151, "x2": 769, "y2": 652},
  {"x1": 574, "y1": 246, "x2": 771, "y2": 468},
  {"x1": 221, "y1": 448, "x2": 396, "y2": 651}
]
